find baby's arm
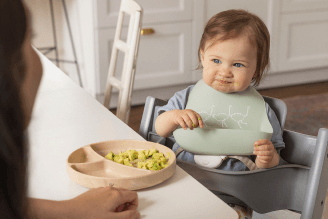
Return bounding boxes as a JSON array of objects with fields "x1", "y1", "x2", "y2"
[
  {"x1": 253, "y1": 103, "x2": 285, "y2": 169},
  {"x1": 155, "y1": 109, "x2": 203, "y2": 138},
  {"x1": 253, "y1": 139, "x2": 280, "y2": 169}
]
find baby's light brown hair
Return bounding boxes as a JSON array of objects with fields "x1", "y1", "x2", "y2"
[{"x1": 198, "y1": 9, "x2": 270, "y2": 86}]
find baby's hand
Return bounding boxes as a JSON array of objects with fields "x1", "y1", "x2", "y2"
[
  {"x1": 172, "y1": 109, "x2": 203, "y2": 130},
  {"x1": 253, "y1": 139, "x2": 276, "y2": 167}
]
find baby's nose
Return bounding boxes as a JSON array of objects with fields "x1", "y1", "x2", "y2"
[{"x1": 219, "y1": 66, "x2": 232, "y2": 77}]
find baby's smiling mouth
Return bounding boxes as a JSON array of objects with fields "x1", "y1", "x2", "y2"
[
  {"x1": 219, "y1": 80, "x2": 229, "y2": 84},
  {"x1": 217, "y1": 80, "x2": 231, "y2": 86}
]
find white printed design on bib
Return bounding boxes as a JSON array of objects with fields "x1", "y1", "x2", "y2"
[{"x1": 197, "y1": 105, "x2": 250, "y2": 129}]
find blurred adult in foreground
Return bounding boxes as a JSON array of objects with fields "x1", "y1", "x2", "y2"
[{"x1": 0, "y1": 1, "x2": 140, "y2": 218}]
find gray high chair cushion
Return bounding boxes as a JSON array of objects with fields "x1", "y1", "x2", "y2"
[{"x1": 139, "y1": 96, "x2": 328, "y2": 219}]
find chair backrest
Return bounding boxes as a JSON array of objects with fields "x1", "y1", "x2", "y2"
[
  {"x1": 103, "y1": 0, "x2": 143, "y2": 124},
  {"x1": 139, "y1": 96, "x2": 328, "y2": 219},
  {"x1": 139, "y1": 96, "x2": 177, "y2": 148},
  {"x1": 263, "y1": 96, "x2": 287, "y2": 129},
  {"x1": 288, "y1": 128, "x2": 328, "y2": 219},
  {"x1": 265, "y1": 95, "x2": 328, "y2": 219}
]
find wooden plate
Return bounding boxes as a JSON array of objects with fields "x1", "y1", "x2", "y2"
[{"x1": 66, "y1": 139, "x2": 176, "y2": 190}]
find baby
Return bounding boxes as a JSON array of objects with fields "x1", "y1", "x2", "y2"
[{"x1": 155, "y1": 9, "x2": 285, "y2": 218}]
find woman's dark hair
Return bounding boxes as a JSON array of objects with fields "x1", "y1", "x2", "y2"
[{"x1": 0, "y1": 0, "x2": 28, "y2": 218}]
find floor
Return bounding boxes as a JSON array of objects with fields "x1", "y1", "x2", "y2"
[{"x1": 111, "y1": 80, "x2": 328, "y2": 133}]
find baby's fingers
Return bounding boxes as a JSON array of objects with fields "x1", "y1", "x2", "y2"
[
  {"x1": 254, "y1": 139, "x2": 272, "y2": 147},
  {"x1": 178, "y1": 114, "x2": 196, "y2": 130},
  {"x1": 194, "y1": 113, "x2": 203, "y2": 128},
  {"x1": 180, "y1": 114, "x2": 195, "y2": 130},
  {"x1": 257, "y1": 155, "x2": 272, "y2": 164},
  {"x1": 176, "y1": 117, "x2": 188, "y2": 130},
  {"x1": 186, "y1": 119, "x2": 195, "y2": 130},
  {"x1": 187, "y1": 113, "x2": 203, "y2": 129},
  {"x1": 176, "y1": 110, "x2": 203, "y2": 130},
  {"x1": 253, "y1": 149, "x2": 273, "y2": 157}
]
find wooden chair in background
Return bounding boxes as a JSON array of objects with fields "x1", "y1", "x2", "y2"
[{"x1": 103, "y1": 0, "x2": 143, "y2": 124}]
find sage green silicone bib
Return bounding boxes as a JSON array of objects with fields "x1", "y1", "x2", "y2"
[{"x1": 173, "y1": 79, "x2": 273, "y2": 155}]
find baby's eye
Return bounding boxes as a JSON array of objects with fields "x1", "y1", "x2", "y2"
[
  {"x1": 234, "y1": 63, "x2": 244, "y2": 67},
  {"x1": 213, "y1": 59, "x2": 221, "y2": 64}
]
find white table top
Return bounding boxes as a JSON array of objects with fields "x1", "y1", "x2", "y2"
[{"x1": 27, "y1": 52, "x2": 238, "y2": 219}]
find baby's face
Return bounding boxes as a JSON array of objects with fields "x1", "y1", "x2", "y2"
[{"x1": 200, "y1": 34, "x2": 257, "y2": 93}]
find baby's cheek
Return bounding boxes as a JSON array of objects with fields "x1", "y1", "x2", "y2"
[
  {"x1": 202, "y1": 74, "x2": 214, "y2": 86},
  {"x1": 237, "y1": 82, "x2": 250, "y2": 92}
]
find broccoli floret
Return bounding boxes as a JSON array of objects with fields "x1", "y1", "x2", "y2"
[
  {"x1": 126, "y1": 150, "x2": 137, "y2": 161},
  {"x1": 159, "y1": 157, "x2": 167, "y2": 163},
  {"x1": 144, "y1": 150, "x2": 150, "y2": 157},
  {"x1": 148, "y1": 149, "x2": 158, "y2": 157},
  {"x1": 119, "y1": 151, "x2": 127, "y2": 159},
  {"x1": 138, "y1": 152, "x2": 147, "y2": 160},
  {"x1": 124, "y1": 158, "x2": 133, "y2": 167},
  {"x1": 105, "y1": 152, "x2": 114, "y2": 161},
  {"x1": 137, "y1": 162, "x2": 146, "y2": 169},
  {"x1": 145, "y1": 160, "x2": 155, "y2": 169},
  {"x1": 138, "y1": 150, "x2": 146, "y2": 155},
  {"x1": 109, "y1": 149, "x2": 168, "y2": 170},
  {"x1": 152, "y1": 152, "x2": 164, "y2": 160},
  {"x1": 114, "y1": 155, "x2": 124, "y2": 164},
  {"x1": 160, "y1": 161, "x2": 169, "y2": 168},
  {"x1": 150, "y1": 162, "x2": 161, "y2": 171}
]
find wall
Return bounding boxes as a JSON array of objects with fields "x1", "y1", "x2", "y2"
[
  {"x1": 25, "y1": 0, "x2": 96, "y2": 97},
  {"x1": 26, "y1": 0, "x2": 328, "y2": 107}
]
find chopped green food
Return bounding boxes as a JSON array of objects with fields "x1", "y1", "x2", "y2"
[
  {"x1": 105, "y1": 152, "x2": 114, "y2": 160},
  {"x1": 138, "y1": 151, "x2": 147, "y2": 160},
  {"x1": 104, "y1": 149, "x2": 169, "y2": 171},
  {"x1": 137, "y1": 161, "x2": 147, "y2": 169},
  {"x1": 124, "y1": 158, "x2": 133, "y2": 167},
  {"x1": 149, "y1": 149, "x2": 157, "y2": 157},
  {"x1": 144, "y1": 150, "x2": 150, "y2": 157},
  {"x1": 113, "y1": 155, "x2": 124, "y2": 164}
]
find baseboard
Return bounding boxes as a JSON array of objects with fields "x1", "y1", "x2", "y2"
[{"x1": 253, "y1": 210, "x2": 301, "y2": 219}]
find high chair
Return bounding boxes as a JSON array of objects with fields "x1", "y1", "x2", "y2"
[
  {"x1": 139, "y1": 96, "x2": 328, "y2": 219},
  {"x1": 103, "y1": 0, "x2": 143, "y2": 124}
]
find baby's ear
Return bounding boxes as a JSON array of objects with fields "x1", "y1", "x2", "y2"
[
  {"x1": 252, "y1": 71, "x2": 257, "y2": 79},
  {"x1": 200, "y1": 50, "x2": 205, "y2": 64}
]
